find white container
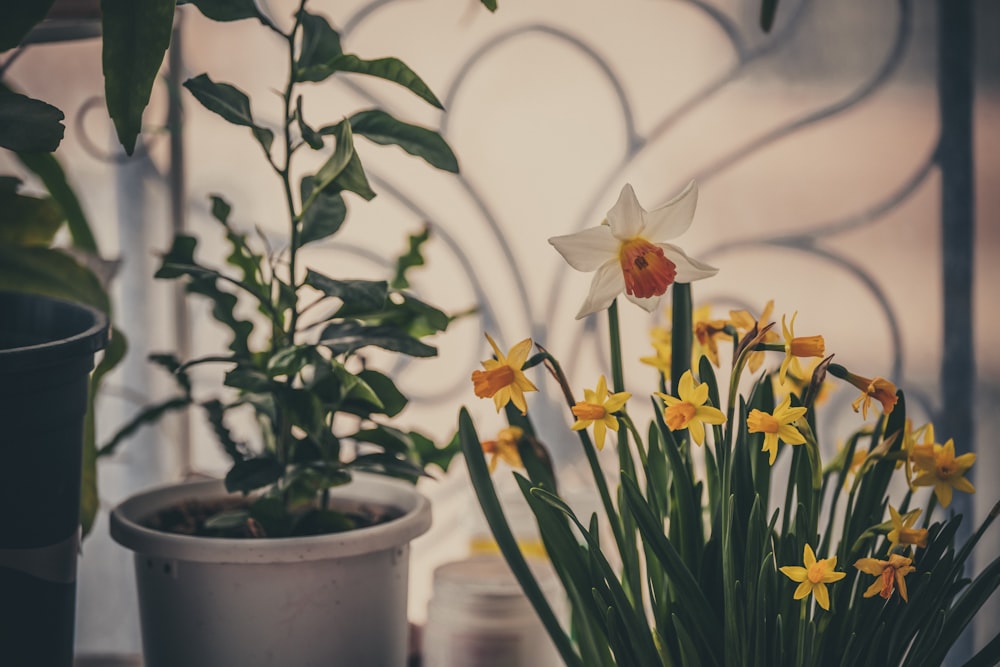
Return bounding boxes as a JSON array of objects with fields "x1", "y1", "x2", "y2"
[
  {"x1": 109, "y1": 473, "x2": 431, "y2": 667},
  {"x1": 422, "y1": 554, "x2": 563, "y2": 667}
]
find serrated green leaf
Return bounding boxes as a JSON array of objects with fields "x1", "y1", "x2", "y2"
[
  {"x1": 295, "y1": 10, "x2": 343, "y2": 82},
  {"x1": 391, "y1": 224, "x2": 429, "y2": 289},
  {"x1": 328, "y1": 54, "x2": 443, "y2": 109},
  {"x1": 298, "y1": 177, "x2": 346, "y2": 245},
  {"x1": 102, "y1": 0, "x2": 176, "y2": 155},
  {"x1": 0, "y1": 90, "x2": 65, "y2": 152},
  {"x1": 186, "y1": 275, "x2": 253, "y2": 355},
  {"x1": 97, "y1": 395, "x2": 190, "y2": 457}
]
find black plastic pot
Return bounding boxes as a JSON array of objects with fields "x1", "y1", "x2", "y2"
[{"x1": 0, "y1": 291, "x2": 109, "y2": 666}]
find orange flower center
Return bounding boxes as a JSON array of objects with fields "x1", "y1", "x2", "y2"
[
  {"x1": 472, "y1": 366, "x2": 514, "y2": 398},
  {"x1": 664, "y1": 402, "x2": 696, "y2": 430},
  {"x1": 572, "y1": 402, "x2": 607, "y2": 421},
  {"x1": 618, "y1": 239, "x2": 676, "y2": 298},
  {"x1": 790, "y1": 335, "x2": 825, "y2": 358},
  {"x1": 807, "y1": 562, "x2": 827, "y2": 584},
  {"x1": 747, "y1": 409, "x2": 780, "y2": 434}
]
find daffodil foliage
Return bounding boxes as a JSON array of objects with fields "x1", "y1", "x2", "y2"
[
  {"x1": 101, "y1": 0, "x2": 460, "y2": 538},
  {"x1": 459, "y1": 192, "x2": 999, "y2": 666}
]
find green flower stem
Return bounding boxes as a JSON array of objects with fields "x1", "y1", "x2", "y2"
[
  {"x1": 670, "y1": 284, "x2": 692, "y2": 392},
  {"x1": 608, "y1": 300, "x2": 626, "y2": 394},
  {"x1": 796, "y1": 598, "x2": 808, "y2": 667},
  {"x1": 618, "y1": 412, "x2": 649, "y2": 470}
]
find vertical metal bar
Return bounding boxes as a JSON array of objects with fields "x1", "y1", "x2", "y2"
[
  {"x1": 936, "y1": 0, "x2": 975, "y2": 662},
  {"x1": 166, "y1": 14, "x2": 192, "y2": 478}
]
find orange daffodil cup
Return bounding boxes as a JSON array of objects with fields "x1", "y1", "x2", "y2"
[{"x1": 548, "y1": 182, "x2": 718, "y2": 318}]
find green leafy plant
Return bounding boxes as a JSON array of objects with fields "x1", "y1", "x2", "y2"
[
  {"x1": 459, "y1": 181, "x2": 999, "y2": 666},
  {"x1": 102, "y1": 0, "x2": 461, "y2": 538}
]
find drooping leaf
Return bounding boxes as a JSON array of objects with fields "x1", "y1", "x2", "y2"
[
  {"x1": 327, "y1": 54, "x2": 443, "y2": 109},
  {"x1": 182, "y1": 73, "x2": 273, "y2": 153},
  {"x1": 354, "y1": 369, "x2": 407, "y2": 417},
  {"x1": 179, "y1": 0, "x2": 267, "y2": 24},
  {"x1": 309, "y1": 118, "x2": 355, "y2": 195},
  {"x1": 330, "y1": 150, "x2": 375, "y2": 201},
  {"x1": 295, "y1": 11, "x2": 343, "y2": 83},
  {"x1": 0, "y1": 245, "x2": 108, "y2": 311},
  {"x1": 102, "y1": 0, "x2": 176, "y2": 155},
  {"x1": 304, "y1": 270, "x2": 387, "y2": 312},
  {"x1": 298, "y1": 176, "x2": 346, "y2": 245},
  {"x1": 17, "y1": 151, "x2": 97, "y2": 251},
  {"x1": 0, "y1": 90, "x2": 65, "y2": 152},
  {"x1": 0, "y1": 0, "x2": 57, "y2": 51},
  {"x1": 321, "y1": 109, "x2": 458, "y2": 173},
  {"x1": 0, "y1": 188, "x2": 63, "y2": 246},
  {"x1": 319, "y1": 320, "x2": 436, "y2": 357}
]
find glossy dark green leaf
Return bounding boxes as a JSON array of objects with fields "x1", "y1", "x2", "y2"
[
  {"x1": 155, "y1": 234, "x2": 198, "y2": 279},
  {"x1": 305, "y1": 270, "x2": 387, "y2": 312},
  {"x1": 331, "y1": 151, "x2": 375, "y2": 201},
  {"x1": 328, "y1": 54, "x2": 443, "y2": 109},
  {"x1": 760, "y1": 0, "x2": 779, "y2": 32},
  {"x1": 183, "y1": 74, "x2": 272, "y2": 152},
  {"x1": 342, "y1": 109, "x2": 458, "y2": 173},
  {"x1": 225, "y1": 456, "x2": 285, "y2": 494},
  {"x1": 310, "y1": 118, "x2": 354, "y2": 194},
  {"x1": 0, "y1": 0, "x2": 56, "y2": 50},
  {"x1": 179, "y1": 0, "x2": 265, "y2": 23},
  {"x1": 17, "y1": 151, "x2": 97, "y2": 251},
  {"x1": 355, "y1": 369, "x2": 407, "y2": 416},
  {"x1": 319, "y1": 320, "x2": 436, "y2": 357},
  {"x1": 224, "y1": 365, "x2": 272, "y2": 393},
  {"x1": 0, "y1": 90, "x2": 65, "y2": 152},
  {"x1": 102, "y1": 0, "x2": 176, "y2": 155},
  {"x1": 295, "y1": 11, "x2": 343, "y2": 83},
  {"x1": 298, "y1": 176, "x2": 346, "y2": 245}
]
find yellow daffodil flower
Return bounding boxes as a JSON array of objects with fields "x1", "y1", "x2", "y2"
[
  {"x1": 693, "y1": 304, "x2": 731, "y2": 368},
  {"x1": 855, "y1": 553, "x2": 916, "y2": 602},
  {"x1": 901, "y1": 420, "x2": 936, "y2": 486},
  {"x1": 910, "y1": 439, "x2": 976, "y2": 508},
  {"x1": 640, "y1": 327, "x2": 672, "y2": 374},
  {"x1": 471, "y1": 334, "x2": 538, "y2": 414},
  {"x1": 656, "y1": 369, "x2": 726, "y2": 446},
  {"x1": 887, "y1": 505, "x2": 929, "y2": 553},
  {"x1": 780, "y1": 544, "x2": 846, "y2": 611},
  {"x1": 549, "y1": 182, "x2": 717, "y2": 319},
  {"x1": 747, "y1": 394, "x2": 808, "y2": 465},
  {"x1": 730, "y1": 299, "x2": 776, "y2": 373},
  {"x1": 481, "y1": 427, "x2": 525, "y2": 472},
  {"x1": 778, "y1": 312, "x2": 826, "y2": 386},
  {"x1": 836, "y1": 370, "x2": 898, "y2": 420},
  {"x1": 570, "y1": 375, "x2": 631, "y2": 451}
]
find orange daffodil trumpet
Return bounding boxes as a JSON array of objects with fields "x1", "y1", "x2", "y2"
[
  {"x1": 471, "y1": 334, "x2": 538, "y2": 414},
  {"x1": 549, "y1": 182, "x2": 717, "y2": 319},
  {"x1": 656, "y1": 370, "x2": 726, "y2": 446},
  {"x1": 779, "y1": 312, "x2": 826, "y2": 385},
  {"x1": 780, "y1": 544, "x2": 846, "y2": 611},
  {"x1": 855, "y1": 554, "x2": 916, "y2": 602},
  {"x1": 570, "y1": 375, "x2": 631, "y2": 451},
  {"x1": 481, "y1": 427, "x2": 525, "y2": 472}
]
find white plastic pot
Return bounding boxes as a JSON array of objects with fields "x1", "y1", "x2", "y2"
[{"x1": 109, "y1": 474, "x2": 431, "y2": 667}]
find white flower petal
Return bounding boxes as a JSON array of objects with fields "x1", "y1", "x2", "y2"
[
  {"x1": 549, "y1": 226, "x2": 618, "y2": 272},
  {"x1": 660, "y1": 243, "x2": 718, "y2": 282},
  {"x1": 575, "y1": 261, "x2": 624, "y2": 319},
  {"x1": 605, "y1": 183, "x2": 645, "y2": 239},
  {"x1": 625, "y1": 292, "x2": 663, "y2": 313},
  {"x1": 643, "y1": 181, "x2": 698, "y2": 241}
]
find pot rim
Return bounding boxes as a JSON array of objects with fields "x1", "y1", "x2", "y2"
[
  {"x1": 0, "y1": 291, "x2": 109, "y2": 371},
  {"x1": 109, "y1": 473, "x2": 432, "y2": 563}
]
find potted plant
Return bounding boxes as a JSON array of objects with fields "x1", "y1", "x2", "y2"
[
  {"x1": 458, "y1": 180, "x2": 1000, "y2": 666},
  {"x1": 105, "y1": 1, "x2": 461, "y2": 665}
]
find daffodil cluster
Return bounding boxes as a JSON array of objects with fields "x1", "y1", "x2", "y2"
[{"x1": 458, "y1": 181, "x2": 998, "y2": 667}]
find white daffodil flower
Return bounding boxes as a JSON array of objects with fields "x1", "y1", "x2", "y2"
[{"x1": 549, "y1": 182, "x2": 718, "y2": 319}]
